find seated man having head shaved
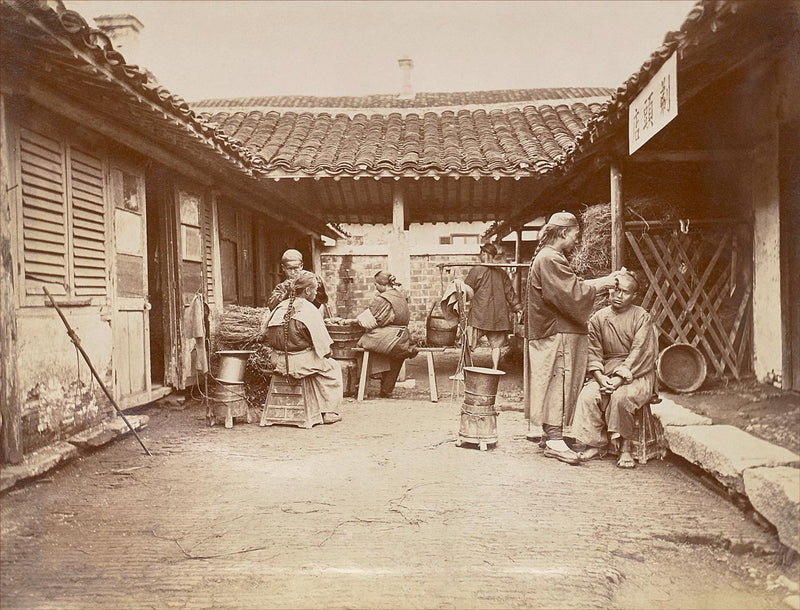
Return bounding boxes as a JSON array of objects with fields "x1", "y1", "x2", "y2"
[
  {"x1": 267, "y1": 249, "x2": 329, "y2": 311},
  {"x1": 571, "y1": 270, "x2": 658, "y2": 468}
]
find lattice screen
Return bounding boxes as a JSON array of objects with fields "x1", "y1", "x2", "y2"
[{"x1": 625, "y1": 221, "x2": 752, "y2": 380}]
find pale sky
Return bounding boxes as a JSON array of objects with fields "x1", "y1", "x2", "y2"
[{"x1": 66, "y1": 1, "x2": 696, "y2": 103}]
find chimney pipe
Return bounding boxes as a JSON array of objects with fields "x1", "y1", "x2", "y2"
[
  {"x1": 93, "y1": 14, "x2": 144, "y2": 63},
  {"x1": 397, "y1": 55, "x2": 414, "y2": 100}
]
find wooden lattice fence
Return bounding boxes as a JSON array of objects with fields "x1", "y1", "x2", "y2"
[{"x1": 625, "y1": 220, "x2": 752, "y2": 380}]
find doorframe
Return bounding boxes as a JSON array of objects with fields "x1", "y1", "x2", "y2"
[{"x1": 109, "y1": 158, "x2": 152, "y2": 408}]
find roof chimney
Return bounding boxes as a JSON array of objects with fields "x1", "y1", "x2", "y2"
[
  {"x1": 397, "y1": 55, "x2": 414, "y2": 100},
  {"x1": 93, "y1": 14, "x2": 144, "y2": 63}
]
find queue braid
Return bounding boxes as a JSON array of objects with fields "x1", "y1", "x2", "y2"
[
  {"x1": 532, "y1": 225, "x2": 570, "y2": 261},
  {"x1": 282, "y1": 279, "x2": 297, "y2": 372}
]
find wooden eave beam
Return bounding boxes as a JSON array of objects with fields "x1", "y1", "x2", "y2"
[
  {"x1": 19, "y1": 83, "x2": 327, "y2": 238},
  {"x1": 12, "y1": 5, "x2": 251, "y2": 172},
  {"x1": 627, "y1": 149, "x2": 755, "y2": 163}
]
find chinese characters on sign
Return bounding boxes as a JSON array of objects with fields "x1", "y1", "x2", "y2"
[{"x1": 629, "y1": 52, "x2": 678, "y2": 154}]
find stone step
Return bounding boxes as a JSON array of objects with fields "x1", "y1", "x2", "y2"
[
  {"x1": 743, "y1": 466, "x2": 800, "y2": 554},
  {"x1": 664, "y1": 424, "x2": 799, "y2": 495}
]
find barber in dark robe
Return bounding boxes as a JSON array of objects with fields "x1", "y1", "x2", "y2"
[{"x1": 524, "y1": 211, "x2": 618, "y2": 464}]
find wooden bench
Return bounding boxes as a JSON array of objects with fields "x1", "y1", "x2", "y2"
[{"x1": 354, "y1": 347, "x2": 448, "y2": 402}]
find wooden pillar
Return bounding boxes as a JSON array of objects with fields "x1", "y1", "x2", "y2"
[
  {"x1": 610, "y1": 160, "x2": 625, "y2": 270},
  {"x1": 514, "y1": 230, "x2": 523, "y2": 296},
  {"x1": 0, "y1": 95, "x2": 23, "y2": 463},
  {"x1": 310, "y1": 235, "x2": 322, "y2": 276},
  {"x1": 210, "y1": 193, "x2": 224, "y2": 315},
  {"x1": 388, "y1": 181, "x2": 410, "y2": 289}
]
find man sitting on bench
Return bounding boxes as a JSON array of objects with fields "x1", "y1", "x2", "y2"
[
  {"x1": 265, "y1": 271, "x2": 342, "y2": 425},
  {"x1": 571, "y1": 270, "x2": 657, "y2": 467}
]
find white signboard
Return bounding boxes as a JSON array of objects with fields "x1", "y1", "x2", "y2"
[{"x1": 629, "y1": 52, "x2": 678, "y2": 154}]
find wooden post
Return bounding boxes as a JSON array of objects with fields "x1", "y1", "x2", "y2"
[
  {"x1": 388, "y1": 181, "x2": 410, "y2": 289},
  {"x1": 514, "y1": 230, "x2": 523, "y2": 297},
  {"x1": 0, "y1": 94, "x2": 24, "y2": 464},
  {"x1": 210, "y1": 193, "x2": 224, "y2": 315},
  {"x1": 610, "y1": 160, "x2": 625, "y2": 270}
]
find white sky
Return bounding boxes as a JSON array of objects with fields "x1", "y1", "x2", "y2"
[{"x1": 65, "y1": 1, "x2": 696, "y2": 103}]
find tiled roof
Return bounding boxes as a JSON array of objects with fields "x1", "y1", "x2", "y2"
[
  {"x1": 1, "y1": 0, "x2": 334, "y2": 235},
  {"x1": 193, "y1": 88, "x2": 613, "y2": 111},
  {"x1": 572, "y1": 0, "x2": 794, "y2": 153},
  {"x1": 487, "y1": 0, "x2": 798, "y2": 237},
  {"x1": 194, "y1": 91, "x2": 611, "y2": 178}
]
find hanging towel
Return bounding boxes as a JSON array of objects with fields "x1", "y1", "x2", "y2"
[{"x1": 183, "y1": 293, "x2": 209, "y2": 381}]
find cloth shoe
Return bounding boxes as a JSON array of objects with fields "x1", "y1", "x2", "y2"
[
  {"x1": 543, "y1": 447, "x2": 581, "y2": 465},
  {"x1": 322, "y1": 412, "x2": 342, "y2": 424}
]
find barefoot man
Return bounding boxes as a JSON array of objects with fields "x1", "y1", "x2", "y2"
[
  {"x1": 571, "y1": 270, "x2": 658, "y2": 468},
  {"x1": 524, "y1": 211, "x2": 618, "y2": 465}
]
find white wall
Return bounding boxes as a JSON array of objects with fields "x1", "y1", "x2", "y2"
[{"x1": 751, "y1": 129, "x2": 784, "y2": 385}]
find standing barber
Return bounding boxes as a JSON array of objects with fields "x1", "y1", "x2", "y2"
[
  {"x1": 524, "y1": 211, "x2": 618, "y2": 465},
  {"x1": 267, "y1": 249, "x2": 329, "y2": 311}
]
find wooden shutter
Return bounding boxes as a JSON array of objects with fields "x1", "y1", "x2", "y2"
[
  {"x1": 202, "y1": 197, "x2": 215, "y2": 305},
  {"x1": 69, "y1": 148, "x2": 107, "y2": 297},
  {"x1": 19, "y1": 128, "x2": 67, "y2": 296}
]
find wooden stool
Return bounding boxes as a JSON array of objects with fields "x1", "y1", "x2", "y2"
[
  {"x1": 606, "y1": 402, "x2": 667, "y2": 464},
  {"x1": 355, "y1": 348, "x2": 441, "y2": 402},
  {"x1": 259, "y1": 374, "x2": 316, "y2": 428},
  {"x1": 631, "y1": 402, "x2": 668, "y2": 464}
]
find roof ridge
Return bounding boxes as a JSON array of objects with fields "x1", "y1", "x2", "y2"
[{"x1": 191, "y1": 87, "x2": 615, "y2": 109}]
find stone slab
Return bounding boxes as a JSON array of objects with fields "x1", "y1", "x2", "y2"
[
  {"x1": 664, "y1": 425, "x2": 800, "y2": 494},
  {"x1": 743, "y1": 466, "x2": 800, "y2": 554},
  {"x1": 68, "y1": 415, "x2": 149, "y2": 449},
  {"x1": 0, "y1": 441, "x2": 78, "y2": 493},
  {"x1": 651, "y1": 396, "x2": 712, "y2": 426}
]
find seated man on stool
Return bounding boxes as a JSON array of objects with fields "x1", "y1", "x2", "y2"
[
  {"x1": 572, "y1": 270, "x2": 657, "y2": 468},
  {"x1": 265, "y1": 271, "x2": 342, "y2": 425}
]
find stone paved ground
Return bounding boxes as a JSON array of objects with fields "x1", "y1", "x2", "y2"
[{"x1": 1, "y1": 387, "x2": 796, "y2": 609}]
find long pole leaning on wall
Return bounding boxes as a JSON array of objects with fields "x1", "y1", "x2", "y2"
[
  {"x1": 42, "y1": 287, "x2": 153, "y2": 457},
  {"x1": 610, "y1": 159, "x2": 625, "y2": 271},
  {"x1": 0, "y1": 94, "x2": 24, "y2": 464}
]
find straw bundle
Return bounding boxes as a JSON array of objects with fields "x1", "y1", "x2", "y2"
[
  {"x1": 244, "y1": 343, "x2": 274, "y2": 410},
  {"x1": 571, "y1": 196, "x2": 679, "y2": 278},
  {"x1": 217, "y1": 305, "x2": 267, "y2": 349}
]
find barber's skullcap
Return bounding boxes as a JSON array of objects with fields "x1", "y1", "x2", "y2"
[
  {"x1": 281, "y1": 249, "x2": 303, "y2": 263},
  {"x1": 546, "y1": 211, "x2": 579, "y2": 228}
]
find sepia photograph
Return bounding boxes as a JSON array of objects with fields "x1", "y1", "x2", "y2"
[{"x1": 1, "y1": 1, "x2": 798, "y2": 608}]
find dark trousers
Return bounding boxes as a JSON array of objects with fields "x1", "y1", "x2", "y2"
[{"x1": 380, "y1": 358, "x2": 405, "y2": 396}]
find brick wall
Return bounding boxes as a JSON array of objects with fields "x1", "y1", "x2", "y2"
[
  {"x1": 320, "y1": 252, "x2": 480, "y2": 343},
  {"x1": 321, "y1": 253, "x2": 388, "y2": 318}
]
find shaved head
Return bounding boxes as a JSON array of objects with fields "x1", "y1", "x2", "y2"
[{"x1": 281, "y1": 249, "x2": 303, "y2": 263}]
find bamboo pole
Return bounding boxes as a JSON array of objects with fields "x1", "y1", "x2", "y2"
[{"x1": 42, "y1": 287, "x2": 152, "y2": 456}]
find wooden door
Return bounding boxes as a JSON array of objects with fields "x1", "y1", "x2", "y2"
[{"x1": 111, "y1": 164, "x2": 151, "y2": 408}]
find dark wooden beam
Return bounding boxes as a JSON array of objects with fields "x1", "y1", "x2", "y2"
[
  {"x1": 628, "y1": 149, "x2": 754, "y2": 163},
  {"x1": 0, "y1": 95, "x2": 24, "y2": 464}
]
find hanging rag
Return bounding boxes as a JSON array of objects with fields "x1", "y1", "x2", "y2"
[
  {"x1": 439, "y1": 279, "x2": 473, "y2": 319},
  {"x1": 182, "y1": 292, "x2": 209, "y2": 384}
]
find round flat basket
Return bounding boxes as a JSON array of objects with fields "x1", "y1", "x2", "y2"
[{"x1": 657, "y1": 343, "x2": 707, "y2": 393}]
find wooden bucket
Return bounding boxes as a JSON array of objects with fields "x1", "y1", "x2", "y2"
[
  {"x1": 326, "y1": 322, "x2": 363, "y2": 359},
  {"x1": 459, "y1": 366, "x2": 505, "y2": 445},
  {"x1": 211, "y1": 380, "x2": 250, "y2": 426},
  {"x1": 426, "y1": 300, "x2": 457, "y2": 347},
  {"x1": 215, "y1": 350, "x2": 254, "y2": 383}
]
